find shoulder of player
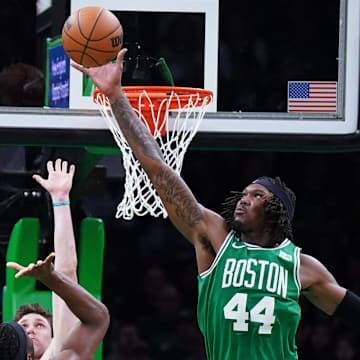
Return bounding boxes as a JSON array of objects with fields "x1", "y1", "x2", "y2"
[
  {"x1": 299, "y1": 253, "x2": 328, "y2": 276},
  {"x1": 192, "y1": 206, "x2": 230, "y2": 273},
  {"x1": 299, "y1": 253, "x2": 336, "y2": 289},
  {"x1": 196, "y1": 205, "x2": 229, "y2": 252}
]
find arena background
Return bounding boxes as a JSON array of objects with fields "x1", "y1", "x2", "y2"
[{"x1": 0, "y1": 1, "x2": 359, "y2": 359}]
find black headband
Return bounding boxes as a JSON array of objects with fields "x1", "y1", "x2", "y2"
[
  {"x1": 5, "y1": 321, "x2": 27, "y2": 360},
  {"x1": 253, "y1": 178, "x2": 294, "y2": 221}
]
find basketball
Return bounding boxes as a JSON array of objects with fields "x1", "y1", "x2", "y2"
[{"x1": 62, "y1": 6, "x2": 123, "y2": 67}]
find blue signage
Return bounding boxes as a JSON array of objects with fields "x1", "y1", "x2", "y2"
[{"x1": 48, "y1": 44, "x2": 69, "y2": 108}]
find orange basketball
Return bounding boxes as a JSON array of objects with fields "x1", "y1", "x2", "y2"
[{"x1": 62, "y1": 6, "x2": 123, "y2": 67}]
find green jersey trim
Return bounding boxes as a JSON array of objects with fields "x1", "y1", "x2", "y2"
[
  {"x1": 293, "y1": 246, "x2": 301, "y2": 295},
  {"x1": 243, "y1": 239, "x2": 291, "y2": 250}
]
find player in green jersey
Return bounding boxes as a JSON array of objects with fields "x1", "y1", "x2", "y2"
[{"x1": 72, "y1": 49, "x2": 360, "y2": 359}]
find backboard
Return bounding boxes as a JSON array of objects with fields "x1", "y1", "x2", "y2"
[
  {"x1": 0, "y1": 0, "x2": 359, "y2": 151},
  {"x1": 69, "y1": 0, "x2": 219, "y2": 113},
  {"x1": 67, "y1": 0, "x2": 359, "y2": 135}
]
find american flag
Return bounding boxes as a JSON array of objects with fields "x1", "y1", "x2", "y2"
[{"x1": 288, "y1": 81, "x2": 337, "y2": 113}]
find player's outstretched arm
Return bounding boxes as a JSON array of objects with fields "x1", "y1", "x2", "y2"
[
  {"x1": 33, "y1": 159, "x2": 78, "y2": 356},
  {"x1": 7, "y1": 254, "x2": 110, "y2": 360},
  {"x1": 300, "y1": 253, "x2": 360, "y2": 330},
  {"x1": 33, "y1": 159, "x2": 77, "y2": 280},
  {"x1": 71, "y1": 50, "x2": 228, "y2": 255}
]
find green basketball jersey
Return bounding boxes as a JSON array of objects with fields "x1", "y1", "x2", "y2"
[{"x1": 198, "y1": 231, "x2": 301, "y2": 360}]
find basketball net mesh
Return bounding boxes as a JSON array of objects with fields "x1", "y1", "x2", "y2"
[{"x1": 94, "y1": 88, "x2": 212, "y2": 220}]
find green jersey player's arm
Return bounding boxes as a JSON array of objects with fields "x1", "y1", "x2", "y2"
[
  {"x1": 8, "y1": 253, "x2": 109, "y2": 360},
  {"x1": 300, "y1": 253, "x2": 360, "y2": 327},
  {"x1": 71, "y1": 50, "x2": 229, "y2": 274},
  {"x1": 300, "y1": 253, "x2": 346, "y2": 314}
]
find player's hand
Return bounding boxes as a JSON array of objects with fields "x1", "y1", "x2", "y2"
[
  {"x1": 71, "y1": 48, "x2": 128, "y2": 103},
  {"x1": 7, "y1": 253, "x2": 55, "y2": 282},
  {"x1": 32, "y1": 159, "x2": 75, "y2": 201}
]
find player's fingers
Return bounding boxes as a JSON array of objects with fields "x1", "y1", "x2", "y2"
[
  {"x1": 32, "y1": 174, "x2": 45, "y2": 186},
  {"x1": 14, "y1": 271, "x2": 27, "y2": 279},
  {"x1": 71, "y1": 62, "x2": 87, "y2": 74},
  {"x1": 62, "y1": 160, "x2": 68, "y2": 173},
  {"x1": 15, "y1": 267, "x2": 33, "y2": 278},
  {"x1": 6, "y1": 262, "x2": 23, "y2": 272},
  {"x1": 44, "y1": 252, "x2": 56, "y2": 264},
  {"x1": 69, "y1": 164, "x2": 75, "y2": 176},
  {"x1": 16, "y1": 263, "x2": 35, "y2": 277},
  {"x1": 47, "y1": 160, "x2": 54, "y2": 173},
  {"x1": 116, "y1": 48, "x2": 128, "y2": 64},
  {"x1": 55, "y1": 158, "x2": 62, "y2": 172}
]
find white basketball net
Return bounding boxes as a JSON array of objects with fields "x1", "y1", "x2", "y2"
[{"x1": 94, "y1": 88, "x2": 212, "y2": 220}]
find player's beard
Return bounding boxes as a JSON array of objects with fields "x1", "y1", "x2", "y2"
[{"x1": 231, "y1": 219, "x2": 244, "y2": 235}]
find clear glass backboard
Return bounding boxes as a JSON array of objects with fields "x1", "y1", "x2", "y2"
[{"x1": 0, "y1": 0, "x2": 359, "y2": 150}]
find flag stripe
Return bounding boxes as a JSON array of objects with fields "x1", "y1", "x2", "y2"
[
  {"x1": 289, "y1": 109, "x2": 337, "y2": 112},
  {"x1": 310, "y1": 92, "x2": 336, "y2": 95},
  {"x1": 307, "y1": 82, "x2": 337, "y2": 85},
  {"x1": 292, "y1": 100, "x2": 334, "y2": 104},
  {"x1": 289, "y1": 105, "x2": 336, "y2": 108},
  {"x1": 306, "y1": 96, "x2": 336, "y2": 99},
  {"x1": 310, "y1": 87, "x2": 336, "y2": 90}
]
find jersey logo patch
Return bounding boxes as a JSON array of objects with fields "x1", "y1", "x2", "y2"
[{"x1": 279, "y1": 250, "x2": 292, "y2": 262}]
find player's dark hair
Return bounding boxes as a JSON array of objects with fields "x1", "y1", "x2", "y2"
[
  {"x1": 0, "y1": 323, "x2": 22, "y2": 360},
  {"x1": 221, "y1": 176, "x2": 296, "y2": 244},
  {"x1": 13, "y1": 303, "x2": 53, "y2": 336}
]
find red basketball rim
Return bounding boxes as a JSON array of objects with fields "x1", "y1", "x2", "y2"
[{"x1": 93, "y1": 86, "x2": 213, "y2": 109}]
